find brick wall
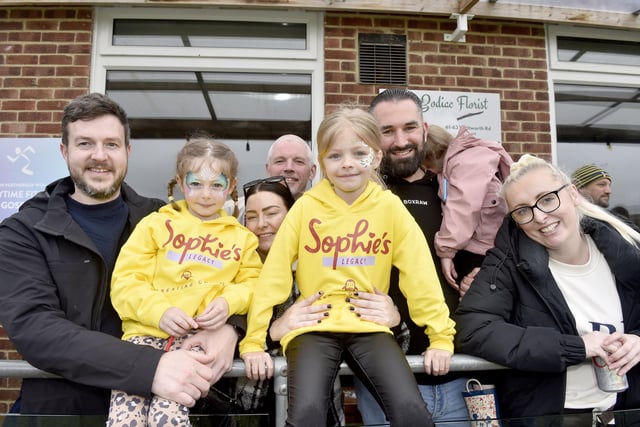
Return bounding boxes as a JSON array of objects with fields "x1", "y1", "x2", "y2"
[
  {"x1": 324, "y1": 12, "x2": 552, "y2": 160},
  {"x1": 0, "y1": 325, "x2": 21, "y2": 413},
  {"x1": 0, "y1": 7, "x2": 93, "y2": 139},
  {"x1": 0, "y1": 6, "x2": 93, "y2": 412},
  {"x1": 0, "y1": 4, "x2": 552, "y2": 413}
]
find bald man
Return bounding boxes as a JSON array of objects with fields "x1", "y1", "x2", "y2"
[{"x1": 265, "y1": 134, "x2": 316, "y2": 199}]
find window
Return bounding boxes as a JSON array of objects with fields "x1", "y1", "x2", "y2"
[
  {"x1": 112, "y1": 19, "x2": 307, "y2": 49},
  {"x1": 92, "y1": 7, "x2": 324, "y2": 201},
  {"x1": 556, "y1": 36, "x2": 640, "y2": 67},
  {"x1": 548, "y1": 25, "x2": 640, "y2": 223}
]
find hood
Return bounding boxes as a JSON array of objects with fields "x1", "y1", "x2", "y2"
[
  {"x1": 302, "y1": 179, "x2": 383, "y2": 212},
  {"x1": 445, "y1": 127, "x2": 512, "y2": 181},
  {"x1": 158, "y1": 199, "x2": 242, "y2": 227}
]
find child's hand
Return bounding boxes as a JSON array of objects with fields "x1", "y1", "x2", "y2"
[
  {"x1": 440, "y1": 258, "x2": 459, "y2": 290},
  {"x1": 160, "y1": 307, "x2": 198, "y2": 336},
  {"x1": 423, "y1": 348, "x2": 452, "y2": 376},
  {"x1": 241, "y1": 351, "x2": 273, "y2": 381},
  {"x1": 195, "y1": 298, "x2": 229, "y2": 330}
]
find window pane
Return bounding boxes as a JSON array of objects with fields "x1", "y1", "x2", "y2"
[
  {"x1": 112, "y1": 19, "x2": 307, "y2": 49},
  {"x1": 554, "y1": 83, "x2": 640, "y2": 143},
  {"x1": 105, "y1": 70, "x2": 312, "y2": 139},
  {"x1": 557, "y1": 142, "x2": 640, "y2": 223},
  {"x1": 555, "y1": 83, "x2": 640, "y2": 224},
  {"x1": 106, "y1": 70, "x2": 312, "y2": 202},
  {"x1": 557, "y1": 36, "x2": 640, "y2": 67}
]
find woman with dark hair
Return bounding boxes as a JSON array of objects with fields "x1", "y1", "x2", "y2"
[{"x1": 243, "y1": 176, "x2": 295, "y2": 262}]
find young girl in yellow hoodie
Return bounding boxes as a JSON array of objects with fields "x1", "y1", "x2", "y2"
[
  {"x1": 240, "y1": 107, "x2": 455, "y2": 427},
  {"x1": 108, "y1": 136, "x2": 262, "y2": 426}
]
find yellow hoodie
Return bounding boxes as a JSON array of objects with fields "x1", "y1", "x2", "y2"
[
  {"x1": 112, "y1": 200, "x2": 262, "y2": 340},
  {"x1": 240, "y1": 180, "x2": 455, "y2": 355}
]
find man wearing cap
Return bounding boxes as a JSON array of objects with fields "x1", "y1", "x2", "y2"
[{"x1": 571, "y1": 164, "x2": 612, "y2": 208}]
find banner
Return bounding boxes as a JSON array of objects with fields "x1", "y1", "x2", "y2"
[
  {"x1": 410, "y1": 90, "x2": 502, "y2": 141},
  {"x1": 0, "y1": 138, "x2": 67, "y2": 221}
]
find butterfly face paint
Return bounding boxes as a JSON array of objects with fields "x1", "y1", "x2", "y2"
[
  {"x1": 197, "y1": 166, "x2": 218, "y2": 181},
  {"x1": 354, "y1": 141, "x2": 375, "y2": 169},
  {"x1": 185, "y1": 170, "x2": 230, "y2": 196}
]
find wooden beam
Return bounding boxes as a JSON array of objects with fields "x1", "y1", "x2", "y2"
[
  {"x1": 3, "y1": 0, "x2": 640, "y2": 30},
  {"x1": 1, "y1": 0, "x2": 460, "y2": 16},
  {"x1": 470, "y1": 2, "x2": 640, "y2": 30},
  {"x1": 459, "y1": 0, "x2": 480, "y2": 15}
]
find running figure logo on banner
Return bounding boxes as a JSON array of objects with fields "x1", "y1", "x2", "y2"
[{"x1": 0, "y1": 138, "x2": 67, "y2": 221}]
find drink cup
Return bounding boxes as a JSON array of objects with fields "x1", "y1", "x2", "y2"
[{"x1": 593, "y1": 356, "x2": 628, "y2": 392}]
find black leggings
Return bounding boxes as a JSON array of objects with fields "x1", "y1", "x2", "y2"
[{"x1": 285, "y1": 332, "x2": 434, "y2": 427}]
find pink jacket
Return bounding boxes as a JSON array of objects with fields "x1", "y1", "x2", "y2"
[{"x1": 435, "y1": 127, "x2": 513, "y2": 258}]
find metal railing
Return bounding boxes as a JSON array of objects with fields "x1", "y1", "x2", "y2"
[{"x1": 0, "y1": 355, "x2": 506, "y2": 426}]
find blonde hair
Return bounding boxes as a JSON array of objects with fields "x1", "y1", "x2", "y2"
[
  {"x1": 502, "y1": 154, "x2": 640, "y2": 247},
  {"x1": 167, "y1": 135, "x2": 239, "y2": 210},
  {"x1": 316, "y1": 106, "x2": 385, "y2": 187},
  {"x1": 424, "y1": 124, "x2": 453, "y2": 172}
]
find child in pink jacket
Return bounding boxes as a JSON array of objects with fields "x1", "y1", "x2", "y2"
[{"x1": 424, "y1": 125, "x2": 513, "y2": 297}]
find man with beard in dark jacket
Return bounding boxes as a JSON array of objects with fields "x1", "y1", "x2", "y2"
[{"x1": 0, "y1": 93, "x2": 241, "y2": 416}]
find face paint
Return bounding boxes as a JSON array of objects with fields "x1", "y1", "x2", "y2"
[
  {"x1": 213, "y1": 173, "x2": 230, "y2": 192},
  {"x1": 185, "y1": 171, "x2": 230, "y2": 193},
  {"x1": 357, "y1": 143, "x2": 375, "y2": 169},
  {"x1": 198, "y1": 166, "x2": 217, "y2": 181}
]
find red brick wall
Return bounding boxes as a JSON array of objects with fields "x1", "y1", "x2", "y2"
[
  {"x1": 0, "y1": 5, "x2": 553, "y2": 413},
  {"x1": 324, "y1": 12, "x2": 552, "y2": 160},
  {"x1": 0, "y1": 325, "x2": 21, "y2": 413},
  {"x1": 0, "y1": 6, "x2": 93, "y2": 412},
  {"x1": 0, "y1": 7, "x2": 93, "y2": 139}
]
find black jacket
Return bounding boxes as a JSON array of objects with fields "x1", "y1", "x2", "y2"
[
  {"x1": 384, "y1": 172, "x2": 465, "y2": 386},
  {"x1": 455, "y1": 216, "x2": 640, "y2": 417},
  {"x1": 0, "y1": 177, "x2": 165, "y2": 414}
]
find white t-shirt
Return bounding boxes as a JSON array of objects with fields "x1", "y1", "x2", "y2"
[{"x1": 548, "y1": 235, "x2": 622, "y2": 410}]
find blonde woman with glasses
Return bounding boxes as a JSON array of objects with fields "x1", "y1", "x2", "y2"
[{"x1": 455, "y1": 154, "x2": 640, "y2": 424}]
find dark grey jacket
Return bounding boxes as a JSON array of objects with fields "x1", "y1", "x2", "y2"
[
  {"x1": 455, "y1": 216, "x2": 640, "y2": 417},
  {"x1": 0, "y1": 177, "x2": 165, "y2": 414}
]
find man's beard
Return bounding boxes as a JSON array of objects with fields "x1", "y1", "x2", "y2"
[
  {"x1": 381, "y1": 139, "x2": 427, "y2": 179},
  {"x1": 70, "y1": 166, "x2": 126, "y2": 201}
]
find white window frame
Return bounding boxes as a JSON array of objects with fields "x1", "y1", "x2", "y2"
[
  {"x1": 546, "y1": 24, "x2": 640, "y2": 161},
  {"x1": 547, "y1": 25, "x2": 640, "y2": 76},
  {"x1": 90, "y1": 6, "x2": 325, "y2": 149},
  {"x1": 546, "y1": 24, "x2": 640, "y2": 217}
]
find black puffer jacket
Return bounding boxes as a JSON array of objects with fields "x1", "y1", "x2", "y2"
[
  {"x1": 0, "y1": 177, "x2": 165, "y2": 414},
  {"x1": 455, "y1": 216, "x2": 640, "y2": 417}
]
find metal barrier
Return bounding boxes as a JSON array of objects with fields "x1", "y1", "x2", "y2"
[{"x1": 0, "y1": 355, "x2": 507, "y2": 426}]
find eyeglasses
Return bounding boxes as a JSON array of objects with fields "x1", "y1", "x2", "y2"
[
  {"x1": 508, "y1": 184, "x2": 569, "y2": 225},
  {"x1": 243, "y1": 176, "x2": 288, "y2": 198}
]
